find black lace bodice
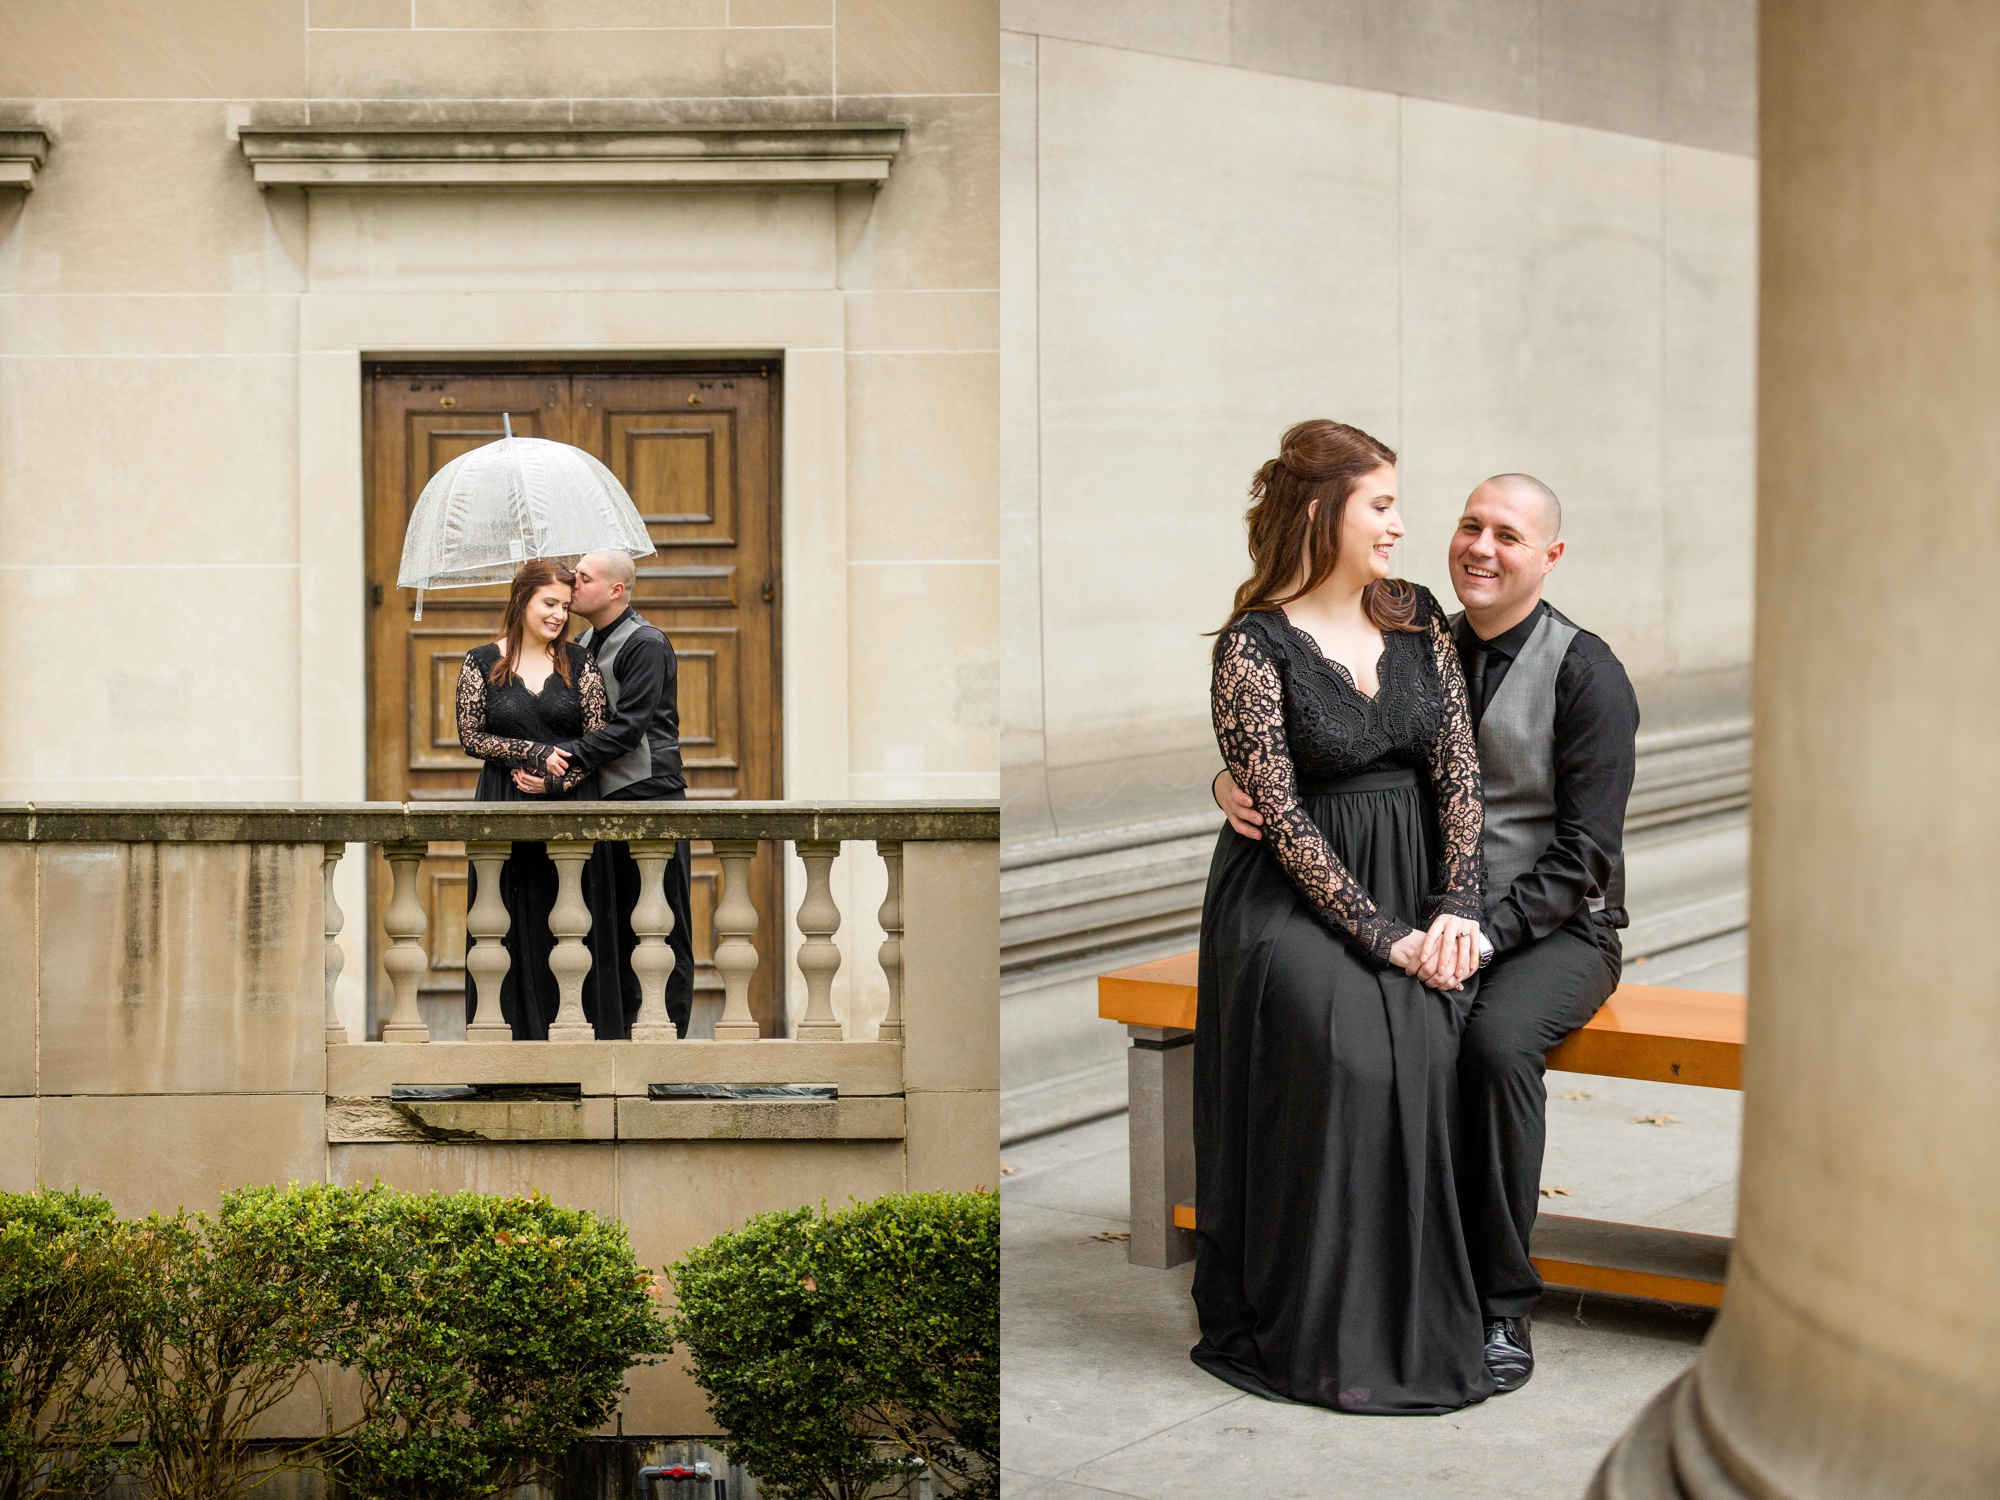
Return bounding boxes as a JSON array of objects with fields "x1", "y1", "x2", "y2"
[
  {"x1": 1210, "y1": 587, "x2": 1484, "y2": 962},
  {"x1": 457, "y1": 642, "x2": 607, "y2": 794}
]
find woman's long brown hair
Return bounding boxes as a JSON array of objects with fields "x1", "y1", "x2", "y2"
[
  {"x1": 492, "y1": 558, "x2": 577, "y2": 688},
  {"x1": 1216, "y1": 419, "x2": 1422, "y2": 641}
]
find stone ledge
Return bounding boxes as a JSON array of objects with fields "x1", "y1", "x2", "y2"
[
  {"x1": 0, "y1": 801, "x2": 997, "y2": 844},
  {"x1": 328, "y1": 1040, "x2": 904, "y2": 1098},
  {"x1": 238, "y1": 124, "x2": 903, "y2": 189},
  {"x1": 617, "y1": 1096, "x2": 905, "y2": 1140},
  {"x1": 327, "y1": 1094, "x2": 907, "y2": 1142},
  {"x1": 329, "y1": 1095, "x2": 616, "y2": 1143},
  {"x1": 0, "y1": 131, "x2": 46, "y2": 190}
]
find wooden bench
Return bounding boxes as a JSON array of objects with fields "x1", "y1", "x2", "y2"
[{"x1": 1099, "y1": 951, "x2": 1743, "y2": 1307}]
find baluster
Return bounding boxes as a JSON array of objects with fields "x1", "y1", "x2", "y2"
[
  {"x1": 463, "y1": 841, "x2": 513, "y2": 1042},
  {"x1": 794, "y1": 839, "x2": 844, "y2": 1041},
  {"x1": 545, "y1": 841, "x2": 597, "y2": 1041},
  {"x1": 628, "y1": 839, "x2": 680, "y2": 1042},
  {"x1": 323, "y1": 843, "x2": 348, "y2": 1046},
  {"x1": 875, "y1": 840, "x2": 904, "y2": 1042},
  {"x1": 380, "y1": 842, "x2": 431, "y2": 1044},
  {"x1": 711, "y1": 839, "x2": 763, "y2": 1040}
]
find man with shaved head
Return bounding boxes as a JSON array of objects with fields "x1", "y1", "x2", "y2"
[
  {"x1": 1214, "y1": 470, "x2": 1638, "y2": 1394},
  {"x1": 533, "y1": 551, "x2": 694, "y2": 1036}
]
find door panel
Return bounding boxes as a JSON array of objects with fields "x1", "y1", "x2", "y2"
[{"x1": 364, "y1": 364, "x2": 783, "y2": 1037}]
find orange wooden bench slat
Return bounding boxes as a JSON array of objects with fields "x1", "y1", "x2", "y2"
[
  {"x1": 1099, "y1": 951, "x2": 1745, "y2": 1090},
  {"x1": 1171, "y1": 1199, "x2": 1728, "y2": 1307}
]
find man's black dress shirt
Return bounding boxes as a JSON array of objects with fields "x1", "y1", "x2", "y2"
[
  {"x1": 561, "y1": 607, "x2": 687, "y2": 800},
  {"x1": 1454, "y1": 600, "x2": 1640, "y2": 954}
]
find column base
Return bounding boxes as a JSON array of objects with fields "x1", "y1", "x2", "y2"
[
  {"x1": 547, "y1": 1020, "x2": 596, "y2": 1041},
  {"x1": 1589, "y1": 1368, "x2": 1757, "y2": 1500},
  {"x1": 714, "y1": 1021, "x2": 761, "y2": 1040},
  {"x1": 630, "y1": 1021, "x2": 678, "y2": 1042},
  {"x1": 464, "y1": 1022, "x2": 514, "y2": 1043},
  {"x1": 796, "y1": 1021, "x2": 844, "y2": 1041},
  {"x1": 381, "y1": 1023, "x2": 431, "y2": 1044}
]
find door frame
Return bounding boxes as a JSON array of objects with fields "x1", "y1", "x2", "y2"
[
  {"x1": 294, "y1": 297, "x2": 858, "y2": 1045},
  {"x1": 357, "y1": 358, "x2": 787, "y2": 1037}
]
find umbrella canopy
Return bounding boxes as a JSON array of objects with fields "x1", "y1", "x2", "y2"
[{"x1": 397, "y1": 418, "x2": 655, "y2": 613}]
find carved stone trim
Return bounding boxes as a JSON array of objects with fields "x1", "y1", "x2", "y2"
[
  {"x1": 237, "y1": 123, "x2": 903, "y2": 188},
  {"x1": 0, "y1": 131, "x2": 48, "y2": 191}
]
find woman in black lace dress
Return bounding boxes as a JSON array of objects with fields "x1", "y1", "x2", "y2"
[
  {"x1": 456, "y1": 559, "x2": 608, "y2": 1040},
  {"x1": 1193, "y1": 420, "x2": 1493, "y2": 1414}
]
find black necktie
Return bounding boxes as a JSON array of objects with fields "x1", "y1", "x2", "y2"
[{"x1": 1465, "y1": 642, "x2": 1487, "y2": 720}]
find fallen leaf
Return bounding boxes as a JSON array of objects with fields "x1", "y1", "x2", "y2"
[
  {"x1": 1000, "y1": 1163, "x2": 1019, "y2": 1176},
  {"x1": 494, "y1": 1231, "x2": 513, "y2": 1246},
  {"x1": 1629, "y1": 955, "x2": 1649, "y2": 965},
  {"x1": 1555, "y1": 1089, "x2": 1595, "y2": 1100},
  {"x1": 1632, "y1": 1113, "x2": 1680, "y2": 1127},
  {"x1": 1092, "y1": 1232, "x2": 1131, "y2": 1243},
  {"x1": 1539, "y1": 1185, "x2": 1572, "y2": 1198},
  {"x1": 801, "y1": 1275, "x2": 818, "y2": 1292}
]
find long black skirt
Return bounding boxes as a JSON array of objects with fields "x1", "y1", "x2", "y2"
[{"x1": 1191, "y1": 766, "x2": 1493, "y2": 1415}]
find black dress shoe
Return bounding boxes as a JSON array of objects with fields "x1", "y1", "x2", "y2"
[{"x1": 1483, "y1": 1315, "x2": 1533, "y2": 1393}]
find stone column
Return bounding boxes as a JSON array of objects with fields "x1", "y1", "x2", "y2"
[
  {"x1": 322, "y1": 843, "x2": 348, "y2": 1045},
  {"x1": 627, "y1": 839, "x2": 680, "y2": 1042},
  {"x1": 875, "y1": 840, "x2": 905, "y2": 1043},
  {"x1": 463, "y1": 842, "x2": 513, "y2": 1043},
  {"x1": 711, "y1": 839, "x2": 763, "y2": 1040},
  {"x1": 793, "y1": 839, "x2": 844, "y2": 1041},
  {"x1": 378, "y1": 842, "x2": 431, "y2": 1044},
  {"x1": 544, "y1": 842, "x2": 596, "y2": 1042},
  {"x1": 1592, "y1": 4, "x2": 2000, "y2": 1493}
]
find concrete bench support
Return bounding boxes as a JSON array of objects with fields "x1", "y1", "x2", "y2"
[{"x1": 1127, "y1": 1025, "x2": 1196, "y2": 1268}]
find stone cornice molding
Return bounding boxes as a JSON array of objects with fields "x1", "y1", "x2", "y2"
[
  {"x1": 0, "y1": 130, "x2": 48, "y2": 190},
  {"x1": 237, "y1": 122, "x2": 903, "y2": 188}
]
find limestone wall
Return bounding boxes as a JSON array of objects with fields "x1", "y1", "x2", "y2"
[
  {"x1": 0, "y1": 1, "x2": 1001, "y2": 1034},
  {"x1": 998, "y1": 0, "x2": 1759, "y2": 1138}
]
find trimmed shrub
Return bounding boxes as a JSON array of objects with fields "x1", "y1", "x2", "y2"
[
  {"x1": 329, "y1": 1189, "x2": 671, "y2": 1500},
  {"x1": 0, "y1": 1189, "x2": 133, "y2": 1500},
  {"x1": 666, "y1": 1191, "x2": 999, "y2": 1500},
  {"x1": 115, "y1": 1183, "x2": 370, "y2": 1500}
]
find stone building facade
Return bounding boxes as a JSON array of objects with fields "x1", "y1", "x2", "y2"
[
  {"x1": 1000, "y1": 0, "x2": 1759, "y2": 1137},
  {"x1": 0, "y1": 0, "x2": 999, "y2": 1041}
]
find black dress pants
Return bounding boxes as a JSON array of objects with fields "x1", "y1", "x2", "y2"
[
  {"x1": 1458, "y1": 908, "x2": 1623, "y2": 1320},
  {"x1": 581, "y1": 787, "x2": 695, "y2": 1038}
]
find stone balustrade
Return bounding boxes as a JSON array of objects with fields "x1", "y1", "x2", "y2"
[{"x1": 2, "y1": 800, "x2": 993, "y2": 1048}]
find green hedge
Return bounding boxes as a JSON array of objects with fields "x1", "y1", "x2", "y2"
[
  {"x1": 0, "y1": 1185, "x2": 669, "y2": 1500},
  {"x1": 666, "y1": 1191, "x2": 999, "y2": 1500}
]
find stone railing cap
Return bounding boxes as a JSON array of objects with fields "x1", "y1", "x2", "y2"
[{"x1": 0, "y1": 800, "x2": 997, "y2": 844}]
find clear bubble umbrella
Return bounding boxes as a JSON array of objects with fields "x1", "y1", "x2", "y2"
[{"x1": 397, "y1": 415, "x2": 655, "y2": 617}]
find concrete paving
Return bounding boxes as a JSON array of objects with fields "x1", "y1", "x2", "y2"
[{"x1": 1000, "y1": 935, "x2": 1745, "y2": 1499}]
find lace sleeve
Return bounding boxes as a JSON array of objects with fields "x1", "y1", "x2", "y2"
[
  {"x1": 547, "y1": 658, "x2": 608, "y2": 793},
  {"x1": 1212, "y1": 624, "x2": 1413, "y2": 964},
  {"x1": 1420, "y1": 599, "x2": 1486, "y2": 922},
  {"x1": 456, "y1": 656, "x2": 550, "y2": 768}
]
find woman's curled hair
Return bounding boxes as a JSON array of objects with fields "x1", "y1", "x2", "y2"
[{"x1": 1218, "y1": 419, "x2": 1422, "y2": 643}]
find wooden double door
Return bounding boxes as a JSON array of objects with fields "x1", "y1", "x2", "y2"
[{"x1": 364, "y1": 363, "x2": 784, "y2": 1036}]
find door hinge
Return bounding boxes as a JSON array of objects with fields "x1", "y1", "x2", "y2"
[
  {"x1": 370, "y1": 582, "x2": 383, "y2": 607},
  {"x1": 761, "y1": 580, "x2": 775, "y2": 604}
]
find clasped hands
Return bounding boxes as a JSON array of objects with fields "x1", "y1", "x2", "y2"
[
  {"x1": 1387, "y1": 915, "x2": 1481, "y2": 992},
  {"x1": 1213, "y1": 768, "x2": 1482, "y2": 992},
  {"x1": 509, "y1": 745, "x2": 573, "y2": 797}
]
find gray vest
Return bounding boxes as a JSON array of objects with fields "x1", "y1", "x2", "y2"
[
  {"x1": 582, "y1": 612, "x2": 657, "y2": 796},
  {"x1": 1462, "y1": 609, "x2": 1612, "y2": 917}
]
